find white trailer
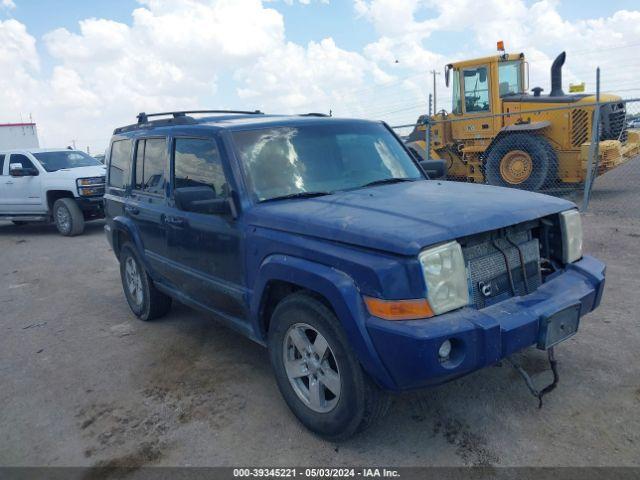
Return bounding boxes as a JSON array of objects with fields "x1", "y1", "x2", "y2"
[{"x1": 0, "y1": 123, "x2": 40, "y2": 149}]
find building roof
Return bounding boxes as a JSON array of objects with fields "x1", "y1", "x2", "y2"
[{"x1": 0, "y1": 123, "x2": 36, "y2": 128}]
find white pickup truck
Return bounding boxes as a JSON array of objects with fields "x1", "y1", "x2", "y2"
[{"x1": 0, "y1": 148, "x2": 106, "y2": 236}]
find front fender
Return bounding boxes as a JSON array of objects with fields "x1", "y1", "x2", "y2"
[{"x1": 251, "y1": 254, "x2": 396, "y2": 390}]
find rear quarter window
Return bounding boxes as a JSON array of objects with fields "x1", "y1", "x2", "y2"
[{"x1": 108, "y1": 139, "x2": 132, "y2": 189}]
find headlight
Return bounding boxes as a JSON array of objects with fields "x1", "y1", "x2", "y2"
[
  {"x1": 419, "y1": 241, "x2": 469, "y2": 315},
  {"x1": 77, "y1": 176, "x2": 105, "y2": 186},
  {"x1": 559, "y1": 209, "x2": 583, "y2": 263},
  {"x1": 77, "y1": 177, "x2": 105, "y2": 196}
]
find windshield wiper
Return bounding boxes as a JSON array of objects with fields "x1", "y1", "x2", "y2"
[
  {"x1": 360, "y1": 177, "x2": 415, "y2": 189},
  {"x1": 260, "y1": 191, "x2": 332, "y2": 203}
]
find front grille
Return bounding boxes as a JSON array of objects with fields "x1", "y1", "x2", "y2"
[
  {"x1": 600, "y1": 102, "x2": 626, "y2": 141},
  {"x1": 462, "y1": 229, "x2": 541, "y2": 309}
]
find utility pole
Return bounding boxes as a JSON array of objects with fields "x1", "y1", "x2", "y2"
[{"x1": 429, "y1": 70, "x2": 441, "y2": 113}]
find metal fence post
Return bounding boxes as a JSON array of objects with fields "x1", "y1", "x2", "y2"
[
  {"x1": 582, "y1": 67, "x2": 601, "y2": 212},
  {"x1": 424, "y1": 116, "x2": 431, "y2": 162}
]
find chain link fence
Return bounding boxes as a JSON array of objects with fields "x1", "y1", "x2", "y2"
[{"x1": 392, "y1": 98, "x2": 640, "y2": 218}]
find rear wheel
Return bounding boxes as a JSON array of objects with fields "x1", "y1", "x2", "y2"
[
  {"x1": 268, "y1": 292, "x2": 390, "y2": 440},
  {"x1": 119, "y1": 243, "x2": 172, "y2": 321},
  {"x1": 53, "y1": 198, "x2": 85, "y2": 236},
  {"x1": 485, "y1": 133, "x2": 557, "y2": 191}
]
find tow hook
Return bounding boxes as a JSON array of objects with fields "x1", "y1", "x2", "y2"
[{"x1": 507, "y1": 347, "x2": 559, "y2": 408}]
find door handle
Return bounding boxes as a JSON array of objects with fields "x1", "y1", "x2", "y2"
[
  {"x1": 125, "y1": 205, "x2": 140, "y2": 215},
  {"x1": 5, "y1": 181, "x2": 13, "y2": 185},
  {"x1": 164, "y1": 215, "x2": 187, "y2": 227}
]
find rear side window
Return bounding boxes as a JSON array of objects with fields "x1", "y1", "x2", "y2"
[
  {"x1": 108, "y1": 140, "x2": 132, "y2": 189},
  {"x1": 0, "y1": 154, "x2": 5, "y2": 175},
  {"x1": 133, "y1": 138, "x2": 166, "y2": 195},
  {"x1": 173, "y1": 138, "x2": 228, "y2": 198}
]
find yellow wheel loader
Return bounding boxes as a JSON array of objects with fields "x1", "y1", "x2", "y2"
[{"x1": 406, "y1": 47, "x2": 640, "y2": 190}]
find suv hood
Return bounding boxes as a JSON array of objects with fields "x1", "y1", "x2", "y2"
[
  {"x1": 247, "y1": 180, "x2": 574, "y2": 256},
  {"x1": 46, "y1": 165, "x2": 106, "y2": 179}
]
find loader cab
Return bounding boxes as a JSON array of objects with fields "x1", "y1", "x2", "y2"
[{"x1": 445, "y1": 53, "x2": 527, "y2": 139}]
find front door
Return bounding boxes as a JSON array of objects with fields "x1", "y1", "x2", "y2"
[
  {"x1": 127, "y1": 137, "x2": 169, "y2": 276},
  {"x1": 1, "y1": 154, "x2": 43, "y2": 213},
  {"x1": 163, "y1": 136, "x2": 245, "y2": 320},
  {"x1": 451, "y1": 64, "x2": 497, "y2": 141}
]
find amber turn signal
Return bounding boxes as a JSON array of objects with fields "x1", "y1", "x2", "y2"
[{"x1": 364, "y1": 297, "x2": 434, "y2": 321}]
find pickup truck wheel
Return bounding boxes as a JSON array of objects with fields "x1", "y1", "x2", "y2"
[
  {"x1": 53, "y1": 198, "x2": 85, "y2": 236},
  {"x1": 268, "y1": 293, "x2": 390, "y2": 440},
  {"x1": 119, "y1": 243, "x2": 172, "y2": 321}
]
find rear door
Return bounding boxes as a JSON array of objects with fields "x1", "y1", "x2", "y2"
[
  {"x1": 127, "y1": 137, "x2": 169, "y2": 275},
  {"x1": 2, "y1": 153, "x2": 43, "y2": 213},
  {"x1": 162, "y1": 135, "x2": 246, "y2": 319}
]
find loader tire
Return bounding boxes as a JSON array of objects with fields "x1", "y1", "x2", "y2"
[{"x1": 485, "y1": 133, "x2": 557, "y2": 191}]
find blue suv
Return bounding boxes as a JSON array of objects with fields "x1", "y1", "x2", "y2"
[{"x1": 104, "y1": 110, "x2": 605, "y2": 439}]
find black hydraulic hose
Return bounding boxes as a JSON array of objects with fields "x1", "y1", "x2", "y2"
[
  {"x1": 492, "y1": 238, "x2": 517, "y2": 296},
  {"x1": 506, "y1": 235, "x2": 531, "y2": 295}
]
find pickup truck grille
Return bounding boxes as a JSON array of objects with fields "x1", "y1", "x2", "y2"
[{"x1": 462, "y1": 229, "x2": 541, "y2": 309}]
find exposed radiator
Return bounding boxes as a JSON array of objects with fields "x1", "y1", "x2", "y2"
[{"x1": 462, "y1": 230, "x2": 541, "y2": 309}]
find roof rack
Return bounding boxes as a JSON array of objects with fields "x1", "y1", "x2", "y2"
[
  {"x1": 298, "y1": 112, "x2": 331, "y2": 117},
  {"x1": 136, "y1": 109, "x2": 264, "y2": 124}
]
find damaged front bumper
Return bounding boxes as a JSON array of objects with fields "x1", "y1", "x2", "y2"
[{"x1": 366, "y1": 256, "x2": 605, "y2": 391}]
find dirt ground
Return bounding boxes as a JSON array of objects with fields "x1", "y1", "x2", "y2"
[{"x1": 1, "y1": 203, "x2": 639, "y2": 468}]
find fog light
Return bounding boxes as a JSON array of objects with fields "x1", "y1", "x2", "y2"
[{"x1": 438, "y1": 340, "x2": 452, "y2": 360}]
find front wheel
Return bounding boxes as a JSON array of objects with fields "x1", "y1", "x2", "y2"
[
  {"x1": 484, "y1": 133, "x2": 557, "y2": 191},
  {"x1": 119, "y1": 243, "x2": 172, "y2": 321},
  {"x1": 268, "y1": 293, "x2": 390, "y2": 440},
  {"x1": 53, "y1": 198, "x2": 85, "y2": 236}
]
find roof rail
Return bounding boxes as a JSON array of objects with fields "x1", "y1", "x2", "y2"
[
  {"x1": 299, "y1": 112, "x2": 331, "y2": 117},
  {"x1": 136, "y1": 109, "x2": 264, "y2": 124}
]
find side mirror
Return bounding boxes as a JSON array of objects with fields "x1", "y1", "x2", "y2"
[
  {"x1": 420, "y1": 159, "x2": 446, "y2": 179},
  {"x1": 174, "y1": 186, "x2": 232, "y2": 215},
  {"x1": 9, "y1": 163, "x2": 38, "y2": 177}
]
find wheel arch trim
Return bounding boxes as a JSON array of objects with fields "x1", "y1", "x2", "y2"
[
  {"x1": 252, "y1": 254, "x2": 396, "y2": 390},
  {"x1": 110, "y1": 216, "x2": 152, "y2": 273}
]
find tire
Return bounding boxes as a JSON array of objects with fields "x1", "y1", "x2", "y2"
[
  {"x1": 53, "y1": 198, "x2": 85, "y2": 236},
  {"x1": 268, "y1": 292, "x2": 390, "y2": 440},
  {"x1": 484, "y1": 133, "x2": 557, "y2": 191},
  {"x1": 119, "y1": 243, "x2": 172, "y2": 321}
]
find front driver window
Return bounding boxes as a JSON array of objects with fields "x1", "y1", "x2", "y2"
[
  {"x1": 463, "y1": 66, "x2": 490, "y2": 113},
  {"x1": 173, "y1": 138, "x2": 229, "y2": 215}
]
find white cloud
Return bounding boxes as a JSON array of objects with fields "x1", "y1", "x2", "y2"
[
  {"x1": 2, "y1": 0, "x2": 640, "y2": 151},
  {"x1": 1, "y1": 0, "x2": 16, "y2": 10},
  {"x1": 355, "y1": 0, "x2": 640, "y2": 119}
]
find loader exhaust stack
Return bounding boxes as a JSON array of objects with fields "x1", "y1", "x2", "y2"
[{"x1": 550, "y1": 51, "x2": 566, "y2": 97}]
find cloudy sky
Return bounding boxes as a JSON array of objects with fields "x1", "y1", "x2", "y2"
[{"x1": 1, "y1": 0, "x2": 639, "y2": 153}]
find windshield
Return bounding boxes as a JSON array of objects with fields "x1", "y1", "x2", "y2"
[
  {"x1": 33, "y1": 150, "x2": 102, "y2": 172},
  {"x1": 231, "y1": 123, "x2": 422, "y2": 202},
  {"x1": 498, "y1": 61, "x2": 523, "y2": 96}
]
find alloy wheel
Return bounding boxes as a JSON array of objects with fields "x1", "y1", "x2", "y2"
[{"x1": 283, "y1": 323, "x2": 341, "y2": 413}]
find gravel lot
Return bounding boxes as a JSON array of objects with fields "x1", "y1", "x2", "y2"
[{"x1": 1, "y1": 203, "x2": 639, "y2": 468}]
